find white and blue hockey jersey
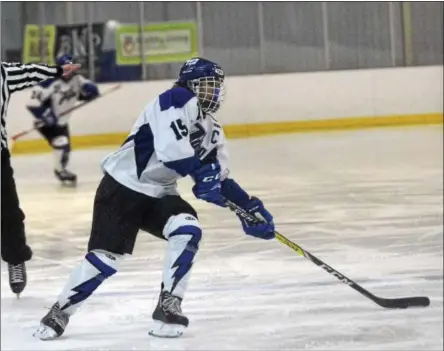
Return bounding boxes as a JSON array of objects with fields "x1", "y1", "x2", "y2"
[
  {"x1": 101, "y1": 86, "x2": 230, "y2": 198},
  {"x1": 27, "y1": 74, "x2": 99, "y2": 125}
]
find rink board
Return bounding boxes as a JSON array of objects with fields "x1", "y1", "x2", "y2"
[
  {"x1": 6, "y1": 65, "x2": 443, "y2": 155},
  {"x1": 10, "y1": 112, "x2": 444, "y2": 155}
]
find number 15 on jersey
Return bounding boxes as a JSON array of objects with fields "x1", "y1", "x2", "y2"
[{"x1": 170, "y1": 119, "x2": 189, "y2": 140}]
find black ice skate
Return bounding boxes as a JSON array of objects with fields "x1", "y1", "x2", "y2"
[
  {"x1": 54, "y1": 169, "x2": 77, "y2": 187},
  {"x1": 149, "y1": 290, "x2": 189, "y2": 338},
  {"x1": 8, "y1": 263, "x2": 27, "y2": 297},
  {"x1": 33, "y1": 302, "x2": 70, "y2": 341}
]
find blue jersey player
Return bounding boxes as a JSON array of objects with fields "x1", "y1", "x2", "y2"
[
  {"x1": 33, "y1": 57, "x2": 275, "y2": 340},
  {"x1": 27, "y1": 55, "x2": 99, "y2": 186}
]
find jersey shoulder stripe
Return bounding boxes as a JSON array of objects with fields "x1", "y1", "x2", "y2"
[
  {"x1": 39, "y1": 78, "x2": 55, "y2": 88},
  {"x1": 159, "y1": 86, "x2": 195, "y2": 111}
]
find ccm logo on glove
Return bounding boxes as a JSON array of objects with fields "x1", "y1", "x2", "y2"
[{"x1": 202, "y1": 173, "x2": 221, "y2": 182}]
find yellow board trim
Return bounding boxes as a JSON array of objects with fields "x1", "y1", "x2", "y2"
[{"x1": 11, "y1": 113, "x2": 443, "y2": 155}]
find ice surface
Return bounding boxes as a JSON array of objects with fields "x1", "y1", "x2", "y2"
[{"x1": 1, "y1": 126, "x2": 443, "y2": 350}]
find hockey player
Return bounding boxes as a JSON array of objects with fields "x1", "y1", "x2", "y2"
[
  {"x1": 27, "y1": 54, "x2": 100, "y2": 186},
  {"x1": 33, "y1": 57, "x2": 275, "y2": 340}
]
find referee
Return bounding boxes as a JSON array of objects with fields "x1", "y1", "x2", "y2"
[{"x1": 1, "y1": 61, "x2": 80, "y2": 297}]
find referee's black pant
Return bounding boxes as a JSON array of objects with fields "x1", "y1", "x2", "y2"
[{"x1": 1, "y1": 148, "x2": 32, "y2": 264}]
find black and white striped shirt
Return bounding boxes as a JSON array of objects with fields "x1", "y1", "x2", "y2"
[{"x1": 1, "y1": 62, "x2": 63, "y2": 149}]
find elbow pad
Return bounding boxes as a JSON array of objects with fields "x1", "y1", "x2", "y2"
[
  {"x1": 80, "y1": 83, "x2": 99, "y2": 101},
  {"x1": 164, "y1": 155, "x2": 201, "y2": 177}
]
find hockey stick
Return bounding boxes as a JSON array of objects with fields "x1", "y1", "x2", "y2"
[
  {"x1": 9, "y1": 84, "x2": 122, "y2": 146},
  {"x1": 225, "y1": 199, "x2": 430, "y2": 309}
]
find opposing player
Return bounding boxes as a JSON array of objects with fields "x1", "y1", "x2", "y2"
[
  {"x1": 33, "y1": 57, "x2": 275, "y2": 340},
  {"x1": 27, "y1": 55, "x2": 100, "y2": 186}
]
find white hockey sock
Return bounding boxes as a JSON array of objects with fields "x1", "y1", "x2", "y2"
[
  {"x1": 51, "y1": 135, "x2": 70, "y2": 171},
  {"x1": 53, "y1": 149, "x2": 64, "y2": 172},
  {"x1": 57, "y1": 250, "x2": 122, "y2": 315},
  {"x1": 162, "y1": 213, "x2": 202, "y2": 299}
]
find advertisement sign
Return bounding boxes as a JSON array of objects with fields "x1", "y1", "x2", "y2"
[
  {"x1": 23, "y1": 23, "x2": 104, "y2": 77},
  {"x1": 54, "y1": 23, "x2": 105, "y2": 77},
  {"x1": 116, "y1": 21, "x2": 198, "y2": 65},
  {"x1": 22, "y1": 25, "x2": 56, "y2": 64}
]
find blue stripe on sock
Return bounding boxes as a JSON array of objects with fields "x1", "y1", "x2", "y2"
[
  {"x1": 85, "y1": 252, "x2": 117, "y2": 278},
  {"x1": 169, "y1": 225, "x2": 202, "y2": 243},
  {"x1": 60, "y1": 253, "x2": 117, "y2": 311},
  {"x1": 168, "y1": 225, "x2": 202, "y2": 293}
]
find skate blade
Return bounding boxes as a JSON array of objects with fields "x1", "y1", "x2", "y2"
[
  {"x1": 60, "y1": 181, "x2": 77, "y2": 188},
  {"x1": 148, "y1": 320, "x2": 186, "y2": 338},
  {"x1": 33, "y1": 324, "x2": 59, "y2": 341}
]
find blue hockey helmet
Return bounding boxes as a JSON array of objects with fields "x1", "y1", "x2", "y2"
[
  {"x1": 56, "y1": 54, "x2": 73, "y2": 66},
  {"x1": 56, "y1": 54, "x2": 75, "y2": 80},
  {"x1": 177, "y1": 57, "x2": 225, "y2": 114}
]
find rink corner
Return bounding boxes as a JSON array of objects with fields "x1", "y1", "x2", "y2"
[{"x1": 10, "y1": 112, "x2": 443, "y2": 155}]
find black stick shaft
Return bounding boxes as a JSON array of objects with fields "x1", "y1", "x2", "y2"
[{"x1": 226, "y1": 199, "x2": 430, "y2": 309}]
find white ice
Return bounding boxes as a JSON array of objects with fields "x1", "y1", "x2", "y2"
[{"x1": 1, "y1": 126, "x2": 443, "y2": 351}]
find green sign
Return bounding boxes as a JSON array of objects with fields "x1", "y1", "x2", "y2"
[
  {"x1": 115, "y1": 21, "x2": 198, "y2": 65},
  {"x1": 22, "y1": 25, "x2": 56, "y2": 64}
]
